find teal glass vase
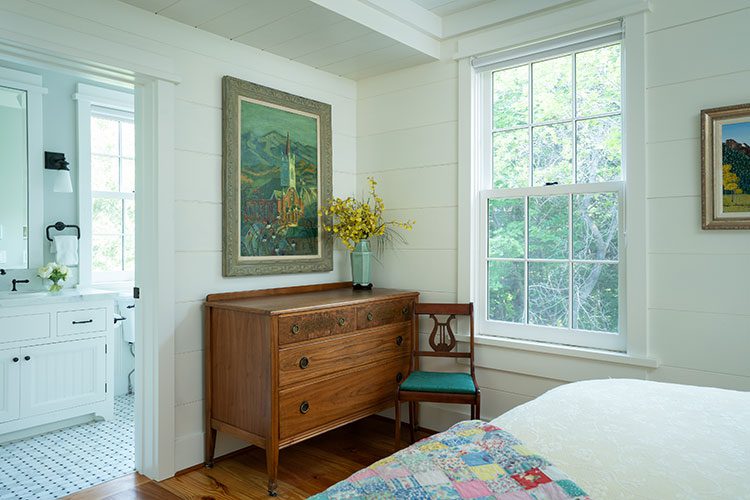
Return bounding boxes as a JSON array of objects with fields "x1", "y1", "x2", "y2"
[{"x1": 350, "y1": 240, "x2": 372, "y2": 287}]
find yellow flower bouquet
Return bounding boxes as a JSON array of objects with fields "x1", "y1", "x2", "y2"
[{"x1": 320, "y1": 177, "x2": 414, "y2": 286}]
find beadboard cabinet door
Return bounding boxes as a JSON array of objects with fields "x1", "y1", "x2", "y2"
[
  {"x1": 0, "y1": 348, "x2": 20, "y2": 424},
  {"x1": 19, "y1": 337, "x2": 107, "y2": 418}
]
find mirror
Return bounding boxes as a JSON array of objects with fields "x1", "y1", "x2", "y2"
[{"x1": 0, "y1": 85, "x2": 28, "y2": 269}]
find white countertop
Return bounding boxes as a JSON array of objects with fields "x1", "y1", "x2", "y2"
[{"x1": 0, "y1": 287, "x2": 118, "y2": 308}]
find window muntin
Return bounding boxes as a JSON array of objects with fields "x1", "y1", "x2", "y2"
[
  {"x1": 480, "y1": 42, "x2": 624, "y2": 350},
  {"x1": 90, "y1": 108, "x2": 135, "y2": 283}
]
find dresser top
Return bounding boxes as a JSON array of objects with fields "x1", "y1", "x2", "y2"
[{"x1": 205, "y1": 283, "x2": 418, "y2": 315}]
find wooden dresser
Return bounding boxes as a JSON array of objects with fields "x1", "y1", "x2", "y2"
[{"x1": 204, "y1": 282, "x2": 418, "y2": 496}]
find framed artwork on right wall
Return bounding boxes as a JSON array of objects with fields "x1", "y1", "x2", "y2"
[{"x1": 701, "y1": 103, "x2": 750, "y2": 229}]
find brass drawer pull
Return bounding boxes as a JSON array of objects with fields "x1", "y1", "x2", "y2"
[
  {"x1": 291, "y1": 324, "x2": 300, "y2": 335},
  {"x1": 338, "y1": 317, "x2": 346, "y2": 326},
  {"x1": 299, "y1": 356, "x2": 309, "y2": 369},
  {"x1": 366, "y1": 312, "x2": 373, "y2": 321},
  {"x1": 396, "y1": 335, "x2": 403, "y2": 346},
  {"x1": 300, "y1": 401, "x2": 310, "y2": 414},
  {"x1": 402, "y1": 306, "x2": 409, "y2": 315},
  {"x1": 396, "y1": 372, "x2": 403, "y2": 383}
]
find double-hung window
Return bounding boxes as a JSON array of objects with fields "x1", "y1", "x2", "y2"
[
  {"x1": 475, "y1": 26, "x2": 626, "y2": 351},
  {"x1": 90, "y1": 106, "x2": 135, "y2": 284}
]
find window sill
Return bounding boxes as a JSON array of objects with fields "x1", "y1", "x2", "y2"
[{"x1": 455, "y1": 333, "x2": 659, "y2": 369}]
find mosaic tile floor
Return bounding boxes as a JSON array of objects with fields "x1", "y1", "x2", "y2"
[{"x1": 0, "y1": 394, "x2": 135, "y2": 500}]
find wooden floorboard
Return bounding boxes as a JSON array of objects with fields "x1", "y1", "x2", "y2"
[{"x1": 65, "y1": 416, "x2": 426, "y2": 499}]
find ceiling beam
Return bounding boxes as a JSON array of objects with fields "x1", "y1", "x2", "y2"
[
  {"x1": 443, "y1": 0, "x2": 580, "y2": 38},
  {"x1": 307, "y1": 0, "x2": 441, "y2": 59},
  {"x1": 362, "y1": 0, "x2": 443, "y2": 38}
]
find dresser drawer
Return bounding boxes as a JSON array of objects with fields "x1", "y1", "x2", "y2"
[
  {"x1": 0, "y1": 313, "x2": 51, "y2": 344},
  {"x1": 357, "y1": 298, "x2": 414, "y2": 330},
  {"x1": 278, "y1": 322, "x2": 411, "y2": 387},
  {"x1": 57, "y1": 308, "x2": 107, "y2": 336},
  {"x1": 279, "y1": 355, "x2": 410, "y2": 440},
  {"x1": 277, "y1": 307, "x2": 356, "y2": 345}
]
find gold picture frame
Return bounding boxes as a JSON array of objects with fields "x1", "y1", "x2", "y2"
[
  {"x1": 221, "y1": 76, "x2": 333, "y2": 276},
  {"x1": 701, "y1": 102, "x2": 750, "y2": 229}
]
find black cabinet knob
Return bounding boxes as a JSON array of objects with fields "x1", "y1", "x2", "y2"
[
  {"x1": 299, "y1": 357, "x2": 309, "y2": 369},
  {"x1": 396, "y1": 335, "x2": 403, "y2": 346},
  {"x1": 24, "y1": 355, "x2": 30, "y2": 361},
  {"x1": 300, "y1": 401, "x2": 310, "y2": 414},
  {"x1": 396, "y1": 372, "x2": 403, "y2": 383},
  {"x1": 12, "y1": 357, "x2": 19, "y2": 363}
]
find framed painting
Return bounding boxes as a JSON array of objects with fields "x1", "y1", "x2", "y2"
[
  {"x1": 222, "y1": 76, "x2": 333, "y2": 276},
  {"x1": 701, "y1": 103, "x2": 750, "y2": 229}
]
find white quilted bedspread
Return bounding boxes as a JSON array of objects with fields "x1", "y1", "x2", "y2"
[{"x1": 490, "y1": 379, "x2": 750, "y2": 500}]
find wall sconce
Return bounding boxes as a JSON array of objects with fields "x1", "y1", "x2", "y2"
[{"x1": 45, "y1": 151, "x2": 73, "y2": 193}]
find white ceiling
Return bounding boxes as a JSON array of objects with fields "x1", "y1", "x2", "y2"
[{"x1": 118, "y1": 0, "x2": 575, "y2": 80}]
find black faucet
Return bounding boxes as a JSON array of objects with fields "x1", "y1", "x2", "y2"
[
  {"x1": 11, "y1": 279, "x2": 29, "y2": 292},
  {"x1": 0, "y1": 269, "x2": 6, "y2": 275}
]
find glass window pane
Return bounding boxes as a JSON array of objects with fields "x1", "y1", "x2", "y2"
[
  {"x1": 493, "y1": 65, "x2": 528, "y2": 129},
  {"x1": 576, "y1": 44, "x2": 621, "y2": 117},
  {"x1": 573, "y1": 263, "x2": 618, "y2": 332},
  {"x1": 488, "y1": 198, "x2": 525, "y2": 258},
  {"x1": 124, "y1": 199, "x2": 135, "y2": 237},
  {"x1": 92, "y1": 155, "x2": 119, "y2": 192},
  {"x1": 528, "y1": 195, "x2": 569, "y2": 259},
  {"x1": 573, "y1": 193, "x2": 618, "y2": 261},
  {"x1": 532, "y1": 123, "x2": 573, "y2": 186},
  {"x1": 92, "y1": 234, "x2": 122, "y2": 272},
  {"x1": 122, "y1": 158, "x2": 135, "y2": 193},
  {"x1": 528, "y1": 262, "x2": 569, "y2": 327},
  {"x1": 124, "y1": 235, "x2": 135, "y2": 273},
  {"x1": 493, "y1": 129, "x2": 529, "y2": 189},
  {"x1": 91, "y1": 116, "x2": 119, "y2": 155},
  {"x1": 121, "y1": 120, "x2": 135, "y2": 159},
  {"x1": 576, "y1": 116, "x2": 622, "y2": 183},
  {"x1": 532, "y1": 55, "x2": 572, "y2": 122},
  {"x1": 488, "y1": 261, "x2": 525, "y2": 323},
  {"x1": 92, "y1": 198, "x2": 122, "y2": 235}
]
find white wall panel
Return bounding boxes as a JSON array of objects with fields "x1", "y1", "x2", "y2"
[
  {"x1": 174, "y1": 151, "x2": 222, "y2": 203},
  {"x1": 646, "y1": 8, "x2": 750, "y2": 88},
  {"x1": 174, "y1": 300, "x2": 203, "y2": 355},
  {"x1": 646, "y1": 139, "x2": 700, "y2": 198},
  {"x1": 649, "y1": 309, "x2": 750, "y2": 377},
  {"x1": 174, "y1": 202, "x2": 222, "y2": 252},
  {"x1": 646, "y1": 0, "x2": 750, "y2": 33},
  {"x1": 358, "y1": 121, "x2": 457, "y2": 173}
]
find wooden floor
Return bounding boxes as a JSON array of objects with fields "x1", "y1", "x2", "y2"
[{"x1": 64, "y1": 416, "x2": 422, "y2": 500}]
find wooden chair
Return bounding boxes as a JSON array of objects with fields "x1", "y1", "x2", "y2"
[{"x1": 395, "y1": 303, "x2": 479, "y2": 448}]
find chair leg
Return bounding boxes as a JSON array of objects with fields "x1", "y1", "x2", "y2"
[
  {"x1": 476, "y1": 391, "x2": 481, "y2": 421},
  {"x1": 408, "y1": 402, "x2": 416, "y2": 444},
  {"x1": 470, "y1": 403, "x2": 475, "y2": 420},
  {"x1": 394, "y1": 393, "x2": 401, "y2": 451}
]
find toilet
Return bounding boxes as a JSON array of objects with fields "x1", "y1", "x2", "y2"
[{"x1": 115, "y1": 295, "x2": 136, "y2": 395}]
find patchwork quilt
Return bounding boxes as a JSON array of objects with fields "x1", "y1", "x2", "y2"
[{"x1": 310, "y1": 420, "x2": 590, "y2": 499}]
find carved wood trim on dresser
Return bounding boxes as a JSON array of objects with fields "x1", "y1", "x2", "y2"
[{"x1": 204, "y1": 282, "x2": 419, "y2": 496}]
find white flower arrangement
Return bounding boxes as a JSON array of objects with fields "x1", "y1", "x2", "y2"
[{"x1": 37, "y1": 262, "x2": 69, "y2": 292}]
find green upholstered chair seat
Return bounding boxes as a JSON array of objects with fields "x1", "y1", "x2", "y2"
[{"x1": 399, "y1": 371, "x2": 476, "y2": 395}]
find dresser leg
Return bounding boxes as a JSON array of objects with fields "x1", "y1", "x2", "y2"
[
  {"x1": 266, "y1": 446, "x2": 279, "y2": 496},
  {"x1": 204, "y1": 427, "x2": 217, "y2": 468}
]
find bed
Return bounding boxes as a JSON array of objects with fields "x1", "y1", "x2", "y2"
[
  {"x1": 490, "y1": 379, "x2": 750, "y2": 499},
  {"x1": 313, "y1": 379, "x2": 750, "y2": 499}
]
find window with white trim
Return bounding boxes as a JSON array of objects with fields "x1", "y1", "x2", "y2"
[
  {"x1": 90, "y1": 106, "x2": 135, "y2": 283},
  {"x1": 475, "y1": 26, "x2": 625, "y2": 351}
]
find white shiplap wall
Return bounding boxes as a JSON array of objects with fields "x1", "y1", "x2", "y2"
[
  {"x1": 0, "y1": 0, "x2": 356, "y2": 473},
  {"x1": 357, "y1": 0, "x2": 750, "y2": 429}
]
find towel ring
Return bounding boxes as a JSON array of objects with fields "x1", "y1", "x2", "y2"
[{"x1": 46, "y1": 221, "x2": 81, "y2": 241}]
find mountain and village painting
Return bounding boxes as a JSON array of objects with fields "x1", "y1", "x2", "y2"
[
  {"x1": 222, "y1": 77, "x2": 333, "y2": 276},
  {"x1": 701, "y1": 103, "x2": 750, "y2": 229}
]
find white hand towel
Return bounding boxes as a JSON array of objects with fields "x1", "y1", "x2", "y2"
[{"x1": 50, "y1": 235, "x2": 79, "y2": 266}]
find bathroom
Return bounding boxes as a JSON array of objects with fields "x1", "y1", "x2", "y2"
[{"x1": 0, "y1": 59, "x2": 138, "y2": 499}]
